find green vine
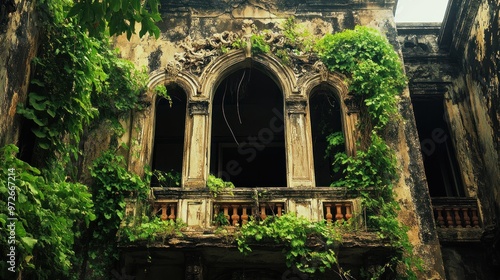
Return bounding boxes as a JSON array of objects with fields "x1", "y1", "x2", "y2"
[
  {"x1": 237, "y1": 213, "x2": 348, "y2": 276},
  {"x1": 17, "y1": 0, "x2": 150, "y2": 169},
  {"x1": 207, "y1": 174, "x2": 235, "y2": 197},
  {"x1": 3, "y1": 0, "x2": 157, "y2": 278},
  {"x1": 0, "y1": 144, "x2": 95, "y2": 279},
  {"x1": 120, "y1": 216, "x2": 186, "y2": 244},
  {"x1": 317, "y1": 26, "x2": 420, "y2": 278},
  {"x1": 152, "y1": 169, "x2": 181, "y2": 187}
]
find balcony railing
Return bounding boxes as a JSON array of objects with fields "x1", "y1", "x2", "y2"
[
  {"x1": 153, "y1": 201, "x2": 178, "y2": 221},
  {"x1": 213, "y1": 203, "x2": 284, "y2": 226},
  {"x1": 431, "y1": 197, "x2": 481, "y2": 228},
  {"x1": 324, "y1": 202, "x2": 353, "y2": 223}
]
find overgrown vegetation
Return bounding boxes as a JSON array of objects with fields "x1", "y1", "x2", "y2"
[
  {"x1": 317, "y1": 26, "x2": 420, "y2": 279},
  {"x1": 231, "y1": 24, "x2": 419, "y2": 278},
  {"x1": 120, "y1": 216, "x2": 186, "y2": 243},
  {"x1": 2, "y1": 3, "x2": 419, "y2": 278},
  {"x1": 152, "y1": 169, "x2": 181, "y2": 187},
  {"x1": 207, "y1": 174, "x2": 235, "y2": 197},
  {"x1": 237, "y1": 213, "x2": 348, "y2": 276},
  {"x1": 0, "y1": 0, "x2": 162, "y2": 279},
  {"x1": 0, "y1": 145, "x2": 95, "y2": 279}
]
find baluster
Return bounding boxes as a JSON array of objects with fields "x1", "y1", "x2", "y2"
[
  {"x1": 260, "y1": 205, "x2": 267, "y2": 220},
  {"x1": 453, "y1": 208, "x2": 462, "y2": 228},
  {"x1": 223, "y1": 205, "x2": 230, "y2": 223},
  {"x1": 161, "y1": 203, "x2": 167, "y2": 221},
  {"x1": 335, "y1": 203, "x2": 344, "y2": 222},
  {"x1": 241, "y1": 206, "x2": 249, "y2": 225},
  {"x1": 324, "y1": 204, "x2": 333, "y2": 223},
  {"x1": 462, "y1": 208, "x2": 471, "y2": 228},
  {"x1": 168, "y1": 204, "x2": 176, "y2": 220},
  {"x1": 445, "y1": 208, "x2": 453, "y2": 227},
  {"x1": 276, "y1": 204, "x2": 283, "y2": 217},
  {"x1": 231, "y1": 205, "x2": 240, "y2": 226},
  {"x1": 471, "y1": 208, "x2": 479, "y2": 228},
  {"x1": 345, "y1": 203, "x2": 352, "y2": 220},
  {"x1": 435, "y1": 207, "x2": 445, "y2": 228}
]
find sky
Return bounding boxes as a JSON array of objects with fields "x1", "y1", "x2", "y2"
[{"x1": 395, "y1": 0, "x2": 450, "y2": 23}]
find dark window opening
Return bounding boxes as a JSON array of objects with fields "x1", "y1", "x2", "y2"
[
  {"x1": 151, "y1": 85, "x2": 187, "y2": 187},
  {"x1": 310, "y1": 89, "x2": 344, "y2": 187},
  {"x1": 412, "y1": 96, "x2": 464, "y2": 197},
  {"x1": 211, "y1": 68, "x2": 286, "y2": 187}
]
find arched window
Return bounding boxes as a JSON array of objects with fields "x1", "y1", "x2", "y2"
[
  {"x1": 151, "y1": 84, "x2": 187, "y2": 186},
  {"x1": 309, "y1": 89, "x2": 344, "y2": 187},
  {"x1": 210, "y1": 68, "x2": 286, "y2": 187}
]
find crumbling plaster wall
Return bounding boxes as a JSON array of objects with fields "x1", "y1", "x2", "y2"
[
  {"x1": 113, "y1": 0, "x2": 444, "y2": 278},
  {"x1": 399, "y1": 0, "x2": 500, "y2": 276},
  {"x1": 446, "y1": 0, "x2": 499, "y2": 228},
  {"x1": 0, "y1": 0, "x2": 39, "y2": 147}
]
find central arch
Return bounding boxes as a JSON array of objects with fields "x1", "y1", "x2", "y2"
[{"x1": 210, "y1": 68, "x2": 286, "y2": 187}]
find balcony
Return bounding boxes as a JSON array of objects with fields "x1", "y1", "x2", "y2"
[
  {"x1": 431, "y1": 197, "x2": 483, "y2": 242},
  {"x1": 150, "y1": 187, "x2": 363, "y2": 230}
]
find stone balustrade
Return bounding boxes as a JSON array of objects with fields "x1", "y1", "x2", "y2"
[
  {"x1": 149, "y1": 187, "x2": 362, "y2": 229},
  {"x1": 153, "y1": 201, "x2": 178, "y2": 221},
  {"x1": 431, "y1": 197, "x2": 481, "y2": 228},
  {"x1": 213, "y1": 202, "x2": 284, "y2": 226},
  {"x1": 323, "y1": 202, "x2": 353, "y2": 223}
]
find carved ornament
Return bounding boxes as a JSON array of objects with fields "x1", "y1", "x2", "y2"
[
  {"x1": 188, "y1": 100, "x2": 209, "y2": 116},
  {"x1": 286, "y1": 99, "x2": 307, "y2": 115}
]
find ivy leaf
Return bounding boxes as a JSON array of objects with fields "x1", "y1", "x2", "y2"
[{"x1": 21, "y1": 237, "x2": 38, "y2": 254}]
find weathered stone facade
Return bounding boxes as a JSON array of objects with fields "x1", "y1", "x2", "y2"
[
  {"x1": 1, "y1": 0, "x2": 498, "y2": 279},
  {"x1": 0, "y1": 0, "x2": 38, "y2": 147}
]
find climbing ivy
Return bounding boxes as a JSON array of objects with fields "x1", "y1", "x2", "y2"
[
  {"x1": 120, "y1": 216, "x2": 186, "y2": 243},
  {"x1": 3, "y1": 0, "x2": 156, "y2": 278},
  {"x1": 316, "y1": 26, "x2": 406, "y2": 132},
  {"x1": 82, "y1": 150, "x2": 149, "y2": 278},
  {"x1": 0, "y1": 144, "x2": 95, "y2": 280},
  {"x1": 317, "y1": 27, "x2": 420, "y2": 279},
  {"x1": 207, "y1": 174, "x2": 235, "y2": 197},
  {"x1": 17, "y1": 0, "x2": 150, "y2": 169},
  {"x1": 237, "y1": 213, "x2": 348, "y2": 276},
  {"x1": 216, "y1": 23, "x2": 418, "y2": 278},
  {"x1": 67, "y1": 0, "x2": 162, "y2": 38}
]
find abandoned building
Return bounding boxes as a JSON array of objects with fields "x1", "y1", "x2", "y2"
[{"x1": 1, "y1": 0, "x2": 499, "y2": 279}]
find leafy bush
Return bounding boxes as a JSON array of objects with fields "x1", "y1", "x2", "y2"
[
  {"x1": 237, "y1": 213, "x2": 343, "y2": 274},
  {"x1": 0, "y1": 144, "x2": 94, "y2": 279}
]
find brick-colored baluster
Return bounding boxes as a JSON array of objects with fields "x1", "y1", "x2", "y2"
[
  {"x1": 168, "y1": 204, "x2": 176, "y2": 220},
  {"x1": 453, "y1": 208, "x2": 462, "y2": 228},
  {"x1": 276, "y1": 204, "x2": 283, "y2": 217},
  {"x1": 445, "y1": 208, "x2": 453, "y2": 227},
  {"x1": 345, "y1": 203, "x2": 352, "y2": 220},
  {"x1": 471, "y1": 208, "x2": 479, "y2": 228},
  {"x1": 260, "y1": 205, "x2": 267, "y2": 220},
  {"x1": 462, "y1": 208, "x2": 471, "y2": 228},
  {"x1": 241, "y1": 206, "x2": 249, "y2": 225},
  {"x1": 161, "y1": 203, "x2": 167, "y2": 221},
  {"x1": 223, "y1": 205, "x2": 230, "y2": 222},
  {"x1": 231, "y1": 205, "x2": 240, "y2": 226},
  {"x1": 335, "y1": 203, "x2": 344, "y2": 222},
  {"x1": 435, "y1": 207, "x2": 445, "y2": 228},
  {"x1": 324, "y1": 204, "x2": 333, "y2": 223}
]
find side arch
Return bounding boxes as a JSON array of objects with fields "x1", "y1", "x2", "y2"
[
  {"x1": 127, "y1": 70, "x2": 197, "y2": 184},
  {"x1": 300, "y1": 72, "x2": 359, "y2": 157}
]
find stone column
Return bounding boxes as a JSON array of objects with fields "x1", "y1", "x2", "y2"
[
  {"x1": 285, "y1": 99, "x2": 314, "y2": 187},
  {"x1": 184, "y1": 100, "x2": 210, "y2": 188}
]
